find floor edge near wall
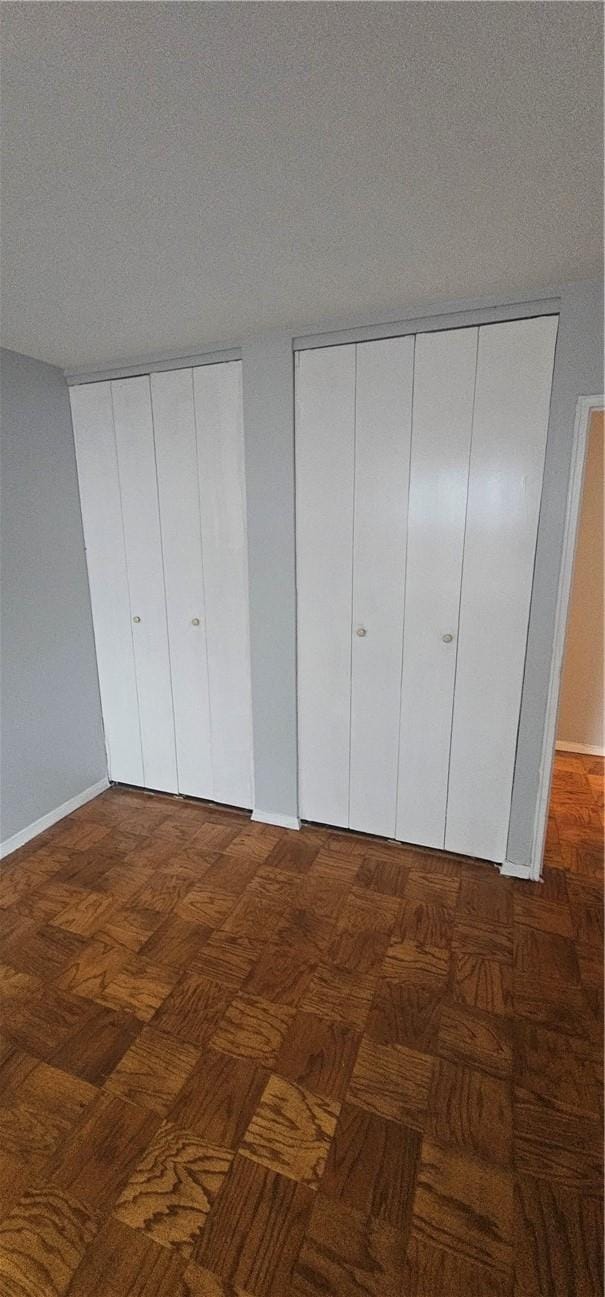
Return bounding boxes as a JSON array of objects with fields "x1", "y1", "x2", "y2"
[
  {"x1": 251, "y1": 809, "x2": 301, "y2": 831},
  {"x1": 0, "y1": 777, "x2": 110, "y2": 860},
  {"x1": 556, "y1": 741, "x2": 605, "y2": 757}
]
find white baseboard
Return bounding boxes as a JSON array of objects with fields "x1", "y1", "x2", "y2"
[
  {"x1": 0, "y1": 778, "x2": 110, "y2": 860},
  {"x1": 500, "y1": 860, "x2": 533, "y2": 880},
  {"x1": 251, "y1": 809, "x2": 300, "y2": 831},
  {"x1": 555, "y1": 741, "x2": 605, "y2": 757}
]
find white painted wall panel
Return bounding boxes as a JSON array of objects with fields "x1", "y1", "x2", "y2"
[
  {"x1": 396, "y1": 327, "x2": 477, "y2": 848},
  {"x1": 193, "y1": 362, "x2": 253, "y2": 808},
  {"x1": 111, "y1": 376, "x2": 178, "y2": 793},
  {"x1": 445, "y1": 315, "x2": 558, "y2": 861},
  {"x1": 349, "y1": 337, "x2": 414, "y2": 836},
  {"x1": 296, "y1": 345, "x2": 356, "y2": 827},
  {"x1": 151, "y1": 368, "x2": 213, "y2": 800},
  {"x1": 71, "y1": 381, "x2": 143, "y2": 786}
]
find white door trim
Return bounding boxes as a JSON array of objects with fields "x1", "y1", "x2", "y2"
[{"x1": 523, "y1": 393, "x2": 604, "y2": 881}]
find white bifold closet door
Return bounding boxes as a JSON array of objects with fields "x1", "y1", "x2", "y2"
[
  {"x1": 296, "y1": 315, "x2": 558, "y2": 862},
  {"x1": 72, "y1": 362, "x2": 252, "y2": 808},
  {"x1": 296, "y1": 337, "x2": 414, "y2": 834},
  {"x1": 151, "y1": 363, "x2": 253, "y2": 808}
]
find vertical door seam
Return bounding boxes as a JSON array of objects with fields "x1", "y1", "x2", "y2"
[
  {"x1": 346, "y1": 345, "x2": 358, "y2": 829},
  {"x1": 191, "y1": 366, "x2": 216, "y2": 802}
]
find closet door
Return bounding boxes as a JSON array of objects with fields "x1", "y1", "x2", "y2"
[
  {"x1": 111, "y1": 377, "x2": 178, "y2": 794},
  {"x1": 151, "y1": 368, "x2": 213, "y2": 801},
  {"x1": 193, "y1": 362, "x2": 253, "y2": 808},
  {"x1": 296, "y1": 345, "x2": 356, "y2": 827},
  {"x1": 71, "y1": 381, "x2": 143, "y2": 786},
  {"x1": 396, "y1": 327, "x2": 477, "y2": 849},
  {"x1": 445, "y1": 315, "x2": 558, "y2": 861},
  {"x1": 349, "y1": 337, "x2": 414, "y2": 836}
]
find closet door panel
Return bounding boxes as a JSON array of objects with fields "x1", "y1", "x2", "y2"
[
  {"x1": 71, "y1": 382, "x2": 143, "y2": 786},
  {"x1": 193, "y1": 362, "x2": 253, "y2": 808},
  {"x1": 296, "y1": 345, "x2": 356, "y2": 827},
  {"x1": 396, "y1": 327, "x2": 477, "y2": 849},
  {"x1": 111, "y1": 376, "x2": 178, "y2": 794},
  {"x1": 151, "y1": 368, "x2": 213, "y2": 800},
  {"x1": 445, "y1": 315, "x2": 558, "y2": 862},
  {"x1": 349, "y1": 337, "x2": 414, "y2": 837}
]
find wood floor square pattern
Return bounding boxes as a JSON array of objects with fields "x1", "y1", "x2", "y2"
[
  {"x1": 0, "y1": 751, "x2": 601, "y2": 1297},
  {"x1": 113, "y1": 1121, "x2": 234, "y2": 1259},
  {"x1": 239, "y1": 1073, "x2": 340, "y2": 1188}
]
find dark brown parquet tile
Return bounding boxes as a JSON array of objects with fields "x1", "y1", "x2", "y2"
[
  {"x1": 381, "y1": 937, "x2": 450, "y2": 987},
  {"x1": 275, "y1": 1011, "x2": 361, "y2": 1101},
  {"x1": 404, "y1": 1229, "x2": 513, "y2": 1297},
  {"x1": 395, "y1": 899, "x2": 454, "y2": 948},
  {"x1": 56, "y1": 937, "x2": 131, "y2": 1000},
  {"x1": 97, "y1": 953, "x2": 181, "y2": 1021},
  {"x1": 68, "y1": 1215, "x2": 187, "y2": 1297},
  {"x1": 0, "y1": 921, "x2": 87, "y2": 981},
  {"x1": 347, "y1": 1034, "x2": 432, "y2": 1129},
  {"x1": 354, "y1": 853, "x2": 409, "y2": 898},
  {"x1": 114, "y1": 1121, "x2": 234, "y2": 1259},
  {"x1": 366, "y1": 979, "x2": 442, "y2": 1050},
  {"x1": 426, "y1": 1057, "x2": 512, "y2": 1167},
  {"x1": 140, "y1": 914, "x2": 213, "y2": 970},
  {"x1": 0, "y1": 1185, "x2": 98, "y2": 1297},
  {"x1": 175, "y1": 887, "x2": 237, "y2": 928},
  {"x1": 169, "y1": 1047, "x2": 268, "y2": 1150},
  {"x1": 411, "y1": 1137, "x2": 513, "y2": 1274},
  {"x1": 243, "y1": 942, "x2": 314, "y2": 1005},
  {"x1": 514, "y1": 1019, "x2": 602, "y2": 1117},
  {"x1": 0, "y1": 751, "x2": 600, "y2": 1296},
  {"x1": 513, "y1": 1086, "x2": 602, "y2": 1192},
  {"x1": 210, "y1": 993, "x2": 294, "y2": 1066},
  {"x1": 152, "y1": 972, "x2": 232, "y2": 1047},
  {"x1": 50, "y1": 1003, "x2": 141, "y2": 1085},
  {"x1": 50, "y1": 1090, "x2": 159, "y2": 1216},
  {"x1": 291, "y1": 1194, "x2": 405, "y2": 1297},
  {"x1": 300, "y1": 962, "x2": 377, "y2": 1030},
  {"x1": 104, "y1": 1025, "x2": 199, "y2": 1114},
  {"x1": 438, "y1": 1000, "x2": 513, "y2": 1078},
  {"x1": 514, "y1": 1174, "x2": 603, "y2": 1297},
  {"x1": 195, "y1": 1154, "x2": 313, "y2": 1296},
  {"x1": 193, "y1": 930, "x2": 264, "y2": 988},
  {"x1": 451, "y1": 952, "x2": 513, "y2": 1016},
  {"x1": 321, "y1": 1102, "x2": 420, "y2": 1231}
]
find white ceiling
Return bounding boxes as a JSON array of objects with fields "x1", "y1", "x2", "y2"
[{"x1": 1, "y1": 2, "x2": 602, "y2": 371}]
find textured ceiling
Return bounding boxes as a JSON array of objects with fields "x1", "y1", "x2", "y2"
[{"x1": 1, "y1": 1, "x2": 602, "y2": 370}]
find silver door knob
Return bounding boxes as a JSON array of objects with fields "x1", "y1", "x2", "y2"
[
  {"x1": 356, "y1": 627, "x2": 367, "y2": 637},
  {"x1": 442, "y1": 633, "x2": 454, "y2": 643},
  {"x1": 133, "y1": 616, "x2": 141, "y2": 624},
  {"x1": 191, "y1": 618, "x2": 200, "y2": 626}
]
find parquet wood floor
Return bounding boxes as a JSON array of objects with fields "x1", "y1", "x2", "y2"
[{"x1": 0, "y1": 751, "x2": 602, "y2": 1296}]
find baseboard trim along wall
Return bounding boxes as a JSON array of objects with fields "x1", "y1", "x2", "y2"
[
  {"x1": 556, "y1": 740, "x2": 605, "y2": 757},
  {"x1": 251, "y1": 809, "x2": 301, "y2": 831},
  {"x1": 500, "y1": 860, "x2": 533, "y2": 880},
  {"x1": 0, "y1": 777, "x2": 110, "y2": 860}
]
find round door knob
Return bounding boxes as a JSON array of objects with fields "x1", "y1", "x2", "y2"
[
  {"x1": 191, "y1": 617, "x2": 200, "y2": 626},
  {"x1": 356, "y1": 627, "x2": 367, "y2": 638},
  {"x1": 442, "y1": 633, "x2": 454, "y2": 643},
  {"x1": 132, "y1": 616, "x2": 141, "y2": 624}
]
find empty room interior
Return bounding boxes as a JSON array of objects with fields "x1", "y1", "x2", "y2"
[{"x1": 0, "y1": 4, "x2": 604, "y2": 1296}]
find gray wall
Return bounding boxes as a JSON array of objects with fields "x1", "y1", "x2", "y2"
[
  {"x1": 1, "y1": 347, "x2": 107, "y2": 844},
  {"x1": 508, "y1": 279, "x2": 604, "y2": 863}
]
